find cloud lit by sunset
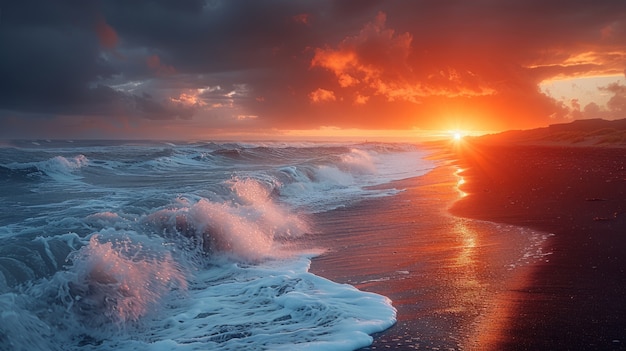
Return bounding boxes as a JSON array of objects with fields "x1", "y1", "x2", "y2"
[{"x1": 1, "y1": 0, "x2": 625, "y2": 139}]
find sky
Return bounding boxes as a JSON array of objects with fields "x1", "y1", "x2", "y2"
[{"x1": 1, "y1": 0, "x2": 626, "y2": 140}]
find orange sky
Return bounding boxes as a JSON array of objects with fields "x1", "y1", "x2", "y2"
[{"x1": 1, "y1": 1, "x2": 626, "y2": 140}]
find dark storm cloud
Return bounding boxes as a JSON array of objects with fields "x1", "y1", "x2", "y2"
[
  {"x1": 0, "y1": 0, "x2": 334, "y2": 124},
  {"x1": 0, "y1": 1, "x2": 114, "y2": 111},
  {"x1": 101, "y1": 0, "x2": 328, "y2": 73}
]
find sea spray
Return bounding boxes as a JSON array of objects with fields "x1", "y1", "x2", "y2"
[
  {"x1": 64, "y1": 233, "x2": 187, "y2": 325},
  {"x1": 339, "y1": 148, "x2": 377, "y2": 174},
  {"x1": 143, "y1": 177, "x2": 310, "y2": 261}
]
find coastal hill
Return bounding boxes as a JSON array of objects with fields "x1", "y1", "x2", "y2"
[{"x1": 472, "y1": 118, "x2": 626, "y2": 147}]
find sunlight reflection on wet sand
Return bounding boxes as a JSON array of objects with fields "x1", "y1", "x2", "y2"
[
  {"x1": 455, "y1": 166, "x2": 468, "y2": 198},
  {"x1": 310, "y1": 162, "x2": 549, "y2": 350}
]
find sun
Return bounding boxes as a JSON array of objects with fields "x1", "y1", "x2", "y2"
[{"x1": 452, "y1": 131, "x2": 463, "y2": 141}]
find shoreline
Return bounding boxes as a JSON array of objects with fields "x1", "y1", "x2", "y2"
[
  {"x1": 310, "y1": 139, "x2": 626, "y2": 350},
  {"x1": 309, "y1": 144, "x2": 551, "y2": 350}
]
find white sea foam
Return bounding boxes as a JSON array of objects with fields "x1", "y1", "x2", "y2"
[
  {"x1": 0, "y1": 230, "x2": 395, "y2": 350},
  {"x1": 36, "y1": 155, "x2": 89, "y2": 180},
  {"x1": 277, "y1": 147, "x2": 433, "y2": 211},
  {"x1": 95, "y1": 256, "x2": 396, "y2": 351},
  {"x1": 3, "y1": 154, "x2": 89, "y2": 182}
]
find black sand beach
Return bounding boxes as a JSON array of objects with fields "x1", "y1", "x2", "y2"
[
  {"x1": 311, "y1": 133, "x2": 626, "y2": 350},
  {"x1": 451, "y1": 140, "x2": 626, "y2": 350}
]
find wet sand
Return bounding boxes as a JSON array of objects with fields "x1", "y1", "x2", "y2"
[
  {"x1": 450, "y1": 140, "x2": 626, "y2": 350},
  {"x1": 310, "y1": 139, "x2": 626, "y2": 350},
  {"x1": 309, "y1": 144, "x2": 552, "y2": 350}
]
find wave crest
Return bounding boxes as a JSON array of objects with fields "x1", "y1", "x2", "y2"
[{"x1": 144, "y1": 177, "x2": 310, "y2": 262}]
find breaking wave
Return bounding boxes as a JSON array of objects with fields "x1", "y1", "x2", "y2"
[{"x1": 0, "y1": 141, "x2": 434, "y2": 350}]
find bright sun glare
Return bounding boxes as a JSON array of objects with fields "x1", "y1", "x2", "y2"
[{"x1": 453, "y1": 131, "x2": 463, "y2": 141}]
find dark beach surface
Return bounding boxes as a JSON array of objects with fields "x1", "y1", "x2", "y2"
[
  {"x1": 310, "y1": 118, "x2": 626, "y2": 350},
  {"x1": 450, "y1": 139, "x2": 626, "y2": 350}
]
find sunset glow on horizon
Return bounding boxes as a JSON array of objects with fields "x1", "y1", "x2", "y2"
[{"x1": 1, "y1": 1, "x2": 626, "y2": 140}]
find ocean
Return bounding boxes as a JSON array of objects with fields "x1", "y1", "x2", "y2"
[{"x1": 0, "y1": 140, "x2": 436, "y2": 351}]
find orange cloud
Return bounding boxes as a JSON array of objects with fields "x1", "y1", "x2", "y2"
[
  {"x1": 527, "y1": 51, "x2": 626, "y2": 84},
  {"x1": 311, "y1": 12, "x2": 495, "y2": 104},
  {"x1": 354, "y1": 93, "x2": 369, "y2": 105},
  {"x1": 170, "y1": 92, "x2": 207, "y2": 107},
  {"x1": 308, "y1": 88, "x2": 336, "y2": 103}
]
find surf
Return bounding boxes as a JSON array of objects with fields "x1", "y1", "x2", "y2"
[{"x1": 0, "y1": 140, "x2": 435, "y2": 350}]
